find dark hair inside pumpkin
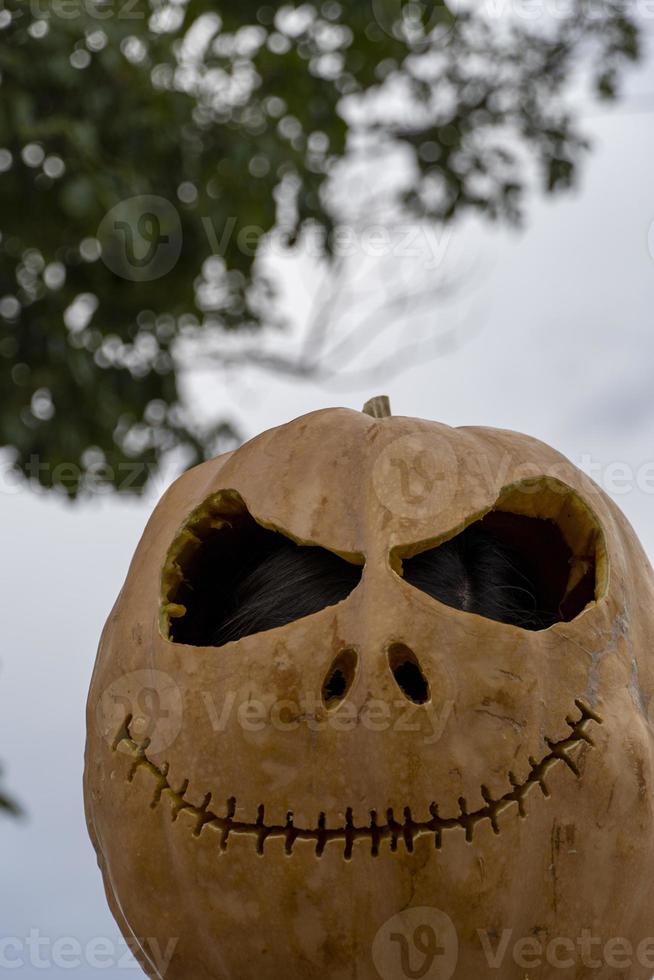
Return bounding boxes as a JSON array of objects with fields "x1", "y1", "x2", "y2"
[
  {"x1": 399, "y1": 511, "x2": 596, "y2": 630},
  {"x1": 162, "y1": 484, "x2": 602, "y2": 646},
  {"x1": 162, "y1": 493, "x2": 365, "y2": 646}
]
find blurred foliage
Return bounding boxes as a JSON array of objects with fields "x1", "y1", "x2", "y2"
[{"x1": 0, "y1": 0, "x2": 640, "y2": 495}]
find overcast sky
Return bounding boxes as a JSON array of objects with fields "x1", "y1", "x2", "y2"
[{"x1": 2, "y1": 34, "x2": 654, "y2": 980}]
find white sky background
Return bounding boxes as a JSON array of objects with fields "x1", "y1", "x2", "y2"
[{"x1": 2, "y1": 31, "x2": 654, "y2": 979}]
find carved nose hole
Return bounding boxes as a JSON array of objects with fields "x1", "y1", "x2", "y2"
[
  {"x1": 388, "y1": 643, "x2": 430, "y2": 704},
  {"x1": 322, "y1": 647, "x2": 358, "y2": 708}
]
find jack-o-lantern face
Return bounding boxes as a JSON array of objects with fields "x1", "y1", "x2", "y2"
[{"x1": 84, "y1": 405, "x2": 654, "y2": 980}]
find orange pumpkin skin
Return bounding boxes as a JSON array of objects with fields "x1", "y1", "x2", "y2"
[{"x1": 84, "y1": 407, "x2": 654, "y2": 980}]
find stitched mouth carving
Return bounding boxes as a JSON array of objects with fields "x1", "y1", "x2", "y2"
[{"x1": 112, "y1": 700, "x2": 601, "y2": 859}]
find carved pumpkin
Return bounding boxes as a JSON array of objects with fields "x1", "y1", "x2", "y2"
[{"x1": 84, "y1": 399, "x2": 654, "y2": 980}]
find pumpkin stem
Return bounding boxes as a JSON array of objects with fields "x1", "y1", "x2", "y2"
[{"x1": 362, "y1": 395, "x2": 391, "y2": 418}]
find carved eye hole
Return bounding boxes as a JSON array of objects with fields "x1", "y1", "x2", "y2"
[
  {"x1": 396, "y1": 478, "x2": 606, "y2": 631},
  {"x1": 162, "y1": 490, "x2": 364, "y2": 647}
]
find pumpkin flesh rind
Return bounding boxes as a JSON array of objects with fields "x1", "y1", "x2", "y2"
[{"x1": 84, "y1": 408, "x2": 654, "y2": 979}]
